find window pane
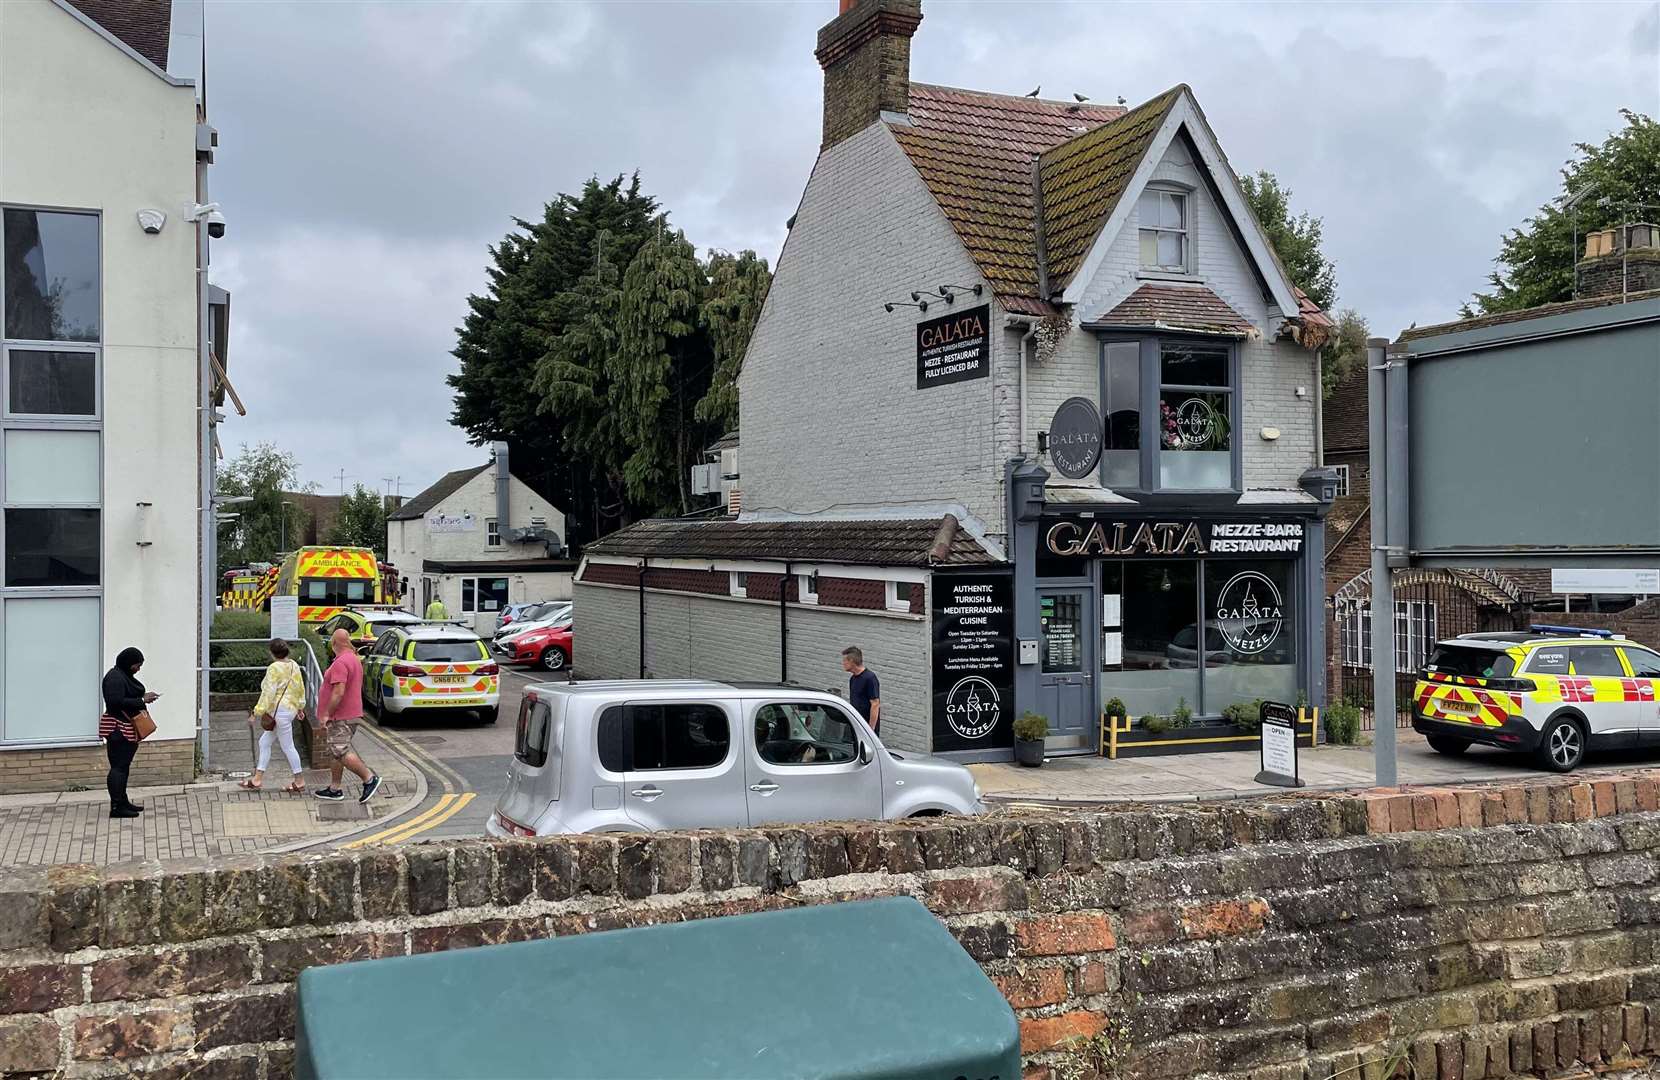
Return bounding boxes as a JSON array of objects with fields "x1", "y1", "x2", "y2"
[
  {"x1": 412, "y1": 640, "x2": 485, "y2": 663},
  {"x1": 1139, "y1": 230, "x2": 1158, "y2": 267},
  {"x1": 1103, "y1": 342, "x2": 1140, "y2": 450},
  {"x1": 3, "y1": 210, "x2": 100, "y2": 342},
  {"x1": 1573, "y1": 646, "x2": 1625, "y2": 677},
  {"x1": 1527, "y1": 648, "x2": 1569, "y2": 675},
  {"x1": 1428, "y1": 646, "x2": 1512, "y2": 680},
  {"x1": 632, "y1": 703, "x2": 729, "y2": 770},
  {"x1": 4, "y1": 597, "x2": 99, "y2": 741},
  {"x1": 1137, "y1": 189, "x2": 1161, "y2": 224},
  {"x1": 5, "y1": 508, "x2": 99, "y2": 586},
  {"x1": 1040, "y1": 593, "x2": 1083, "y2": 673},
  {"x1": 1159, "y1": 392, "x2": 1231, "y2": 451},
  {"x1": 1626, "y1": 649, "x2": 1660, "y2": 678},
  {"x1": 1157, "y1": 232, "x2": 1184, "y2": 269},
  {"x1": 462, "y1": 579, "x2": 477, "y2": 612},
  {"x1": 480, "y1": 578, "x2": 509, "y2": 612},
  {"x1": 1111, "y1": 562, "x2": 1200, "y2": 717},
  {"x1": 1161, "y1": 345, "x2": 1228, "y2": 388},
  {"x1": 7, "y1": 350, "x2": 95, "y2": 415},
  {"x1": 1160, "y1": 192, "x2": 1185, "y2": 229},
  {"x1": 5, "y1": 430, "x2": 98, "y2": 503},
  {"x1": 755, "y1": 703, "x2": 857, "y2": 765},
  {"x1": 1203, "y1": 561, "x2": 1297, "y2": 712}
]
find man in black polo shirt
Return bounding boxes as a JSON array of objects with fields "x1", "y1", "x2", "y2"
[{"x1": 841, "y1": 646, "x2": 880, "y2": 734}]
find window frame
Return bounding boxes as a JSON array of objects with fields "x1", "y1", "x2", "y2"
[
  {"x1": 460, "y1": 575, "x2": 510, "y2": 615},
  {"x1": 730, "y1": 571, "x2": 748, "y2": 599},
  {"x1": 3, "y1": 346, "x2": 100, "y2": 421},
  {"x1": 798, "y1": 572, "x2": 818, "y2": 605},
  {"x1": 1332, "y1": 464, "x2": 1350, "y2": 497},
  {"x1": 885, "y1": 579, "x2": 918, "y2": 613},
  {"x1": 485, "y1": 518, "x2": 501, "y2": 548},
  {"x1": 1339, "y1": 599, "x2": 1437, "y2": 674},
  {"x1": 751, "y1": 700, "x2": 864, "y2": 768},
  {"x1": 1137, "y1": 184, "x2": 1192, "y2": 274},
  {"x1": 1096, "y1": 335, "x2": 1242, "y2": 494}
]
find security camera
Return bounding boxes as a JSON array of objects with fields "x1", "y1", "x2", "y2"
[{"x1": 188, "y1": 202, "x2": 226, "y2": 238}]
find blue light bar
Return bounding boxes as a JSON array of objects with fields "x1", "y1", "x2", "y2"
[{"x1": 1529, "y1": 624, "x2": 1616, "y2": 639}]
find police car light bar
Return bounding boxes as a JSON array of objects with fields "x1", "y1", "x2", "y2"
[{"x1": 1529, "y1": 624, "x2": 1616, "y2": 639}]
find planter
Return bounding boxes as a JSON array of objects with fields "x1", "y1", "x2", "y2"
[
  {"x1": 1102, "y1": 714, "x2": 1318, "y2": 759},
  {"x1": 1014, "y1": 738, "x2": 1045, "y2": 767}
]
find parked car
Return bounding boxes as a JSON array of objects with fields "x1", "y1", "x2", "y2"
[
  {"x1": 487, "y1": 680, "x2": 983, "y2": 835},
  {"x1": 496, "y1": 621, "x2": 574, "y2": 672},
  {"x1": 362, "y1": 624, "x2": 501, "y2": 724},
  {"x1": 318, "y1": 606, "x2": 425, "y2": 653},
  {"x1": 1412, "y1": 624, "x2": 1660, "y2": 772},
  {"x1": 493, "y1": 602, "x2": 571, "y2": 644},
  {"x1": 496, "y1": 601, "x2": 559, "y2": 633}
]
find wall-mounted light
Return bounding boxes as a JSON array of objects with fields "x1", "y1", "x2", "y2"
[
  {"x1": 937, "y1": 283, "x2": 984, "y2": 303},
  {"x1": 884, "y1": 299, "x2": 929, "y2": 313},
  {"x1": 911, "y1": 289, "x2": 951, "y2": 305},
  {"x1": 135, "y1": 502, "x2": 153, "y2": 547}
]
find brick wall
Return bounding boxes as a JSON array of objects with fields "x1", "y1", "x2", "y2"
[
  {"x1": 1520, "y1": 598, "x2": 1660, "y2": 653},
  {"x1": 0, "y1": 738, "x2": 193, "y2": 796},
  {"x1": 1577, "y1": 250, "x2": 1660, "y2": 301},
  {"x1": 12, "y1": 773, "x2": 1660, "y2": 1077}
]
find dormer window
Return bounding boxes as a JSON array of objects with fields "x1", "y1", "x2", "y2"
[{"x1": 1138, "y1": 188, "x2": 1189, "y2": 272}]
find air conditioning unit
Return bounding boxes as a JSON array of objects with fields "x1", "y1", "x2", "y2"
[{"x1": 691, "y1": 463, "x2": 719, "y2": 495}]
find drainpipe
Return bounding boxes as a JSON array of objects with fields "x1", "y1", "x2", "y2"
[
  {"x1": 780, "y1": 560, "x2": 791, "y2": 684},
  {"x1": 637, "y1": 558, "x2": 647, "y2": 679},
  {"x1": 196, "y1": 158, "x2": 213, "y2": 772},
  {"x1": 1008, "y1": 316, "x2": 1040, "y2": 457}
]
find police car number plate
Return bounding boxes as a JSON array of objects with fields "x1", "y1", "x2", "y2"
[{"x1": 436, "y1": 675, "x2": 467, "y2": 684}]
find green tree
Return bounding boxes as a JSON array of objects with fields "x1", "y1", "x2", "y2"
[
  {"x1": 1323, "y1": 308, "x2": 1369, "y2": 399},
  {"x1": 1239, "y1": 170, "x2": 1337, "y2": 312},
  {"x1": 327, "y1": 484, "x2": 388, "y2": 558},
  {"x1": 215, "y1": 443, "x2": 312, "y2": 573},
  {"x1": 695, "y1": 249, "x2": 772, "y2": 433},
  {"x1": 614, "y1": 219, "x2": 709, "y2": 514},
  {"x1": 1464, "y1": 110, "x2": 1660, "y2": 315}
]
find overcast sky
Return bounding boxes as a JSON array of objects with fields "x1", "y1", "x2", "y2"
[{"x1": 184, "y1": 0, "x2": 1658, "y2": 496}]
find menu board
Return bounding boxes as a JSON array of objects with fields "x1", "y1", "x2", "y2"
[{"x1": 931, "y1": 571, "x2": 1015, "y2": 752}]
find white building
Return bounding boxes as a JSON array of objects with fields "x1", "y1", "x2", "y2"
[
  {"x1": 387, "y1": 444, "x2": 572, "y2": 635},
  {"x1": 0, "y1": 0, "x2": 225, "y2": 791}
]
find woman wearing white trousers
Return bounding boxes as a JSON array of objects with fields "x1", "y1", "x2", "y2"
[{"x1": 243, "y1": 638, "x2": 306, "y2": 794}]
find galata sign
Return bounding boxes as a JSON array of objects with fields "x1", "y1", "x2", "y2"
[{"x1": 1044, "y1": 519, "x2": 1207, "y2": 558}]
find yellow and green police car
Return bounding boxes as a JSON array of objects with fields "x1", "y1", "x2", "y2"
[
  {"x1": 361, "y1": 624, "x2": 501, "y2": 724},
  {"x1": 317, "y1": 606, "x2": 425, "y2": 652},
  {"x1": 1413, "y1": 625, "x2": 1660, "y2": 772}
]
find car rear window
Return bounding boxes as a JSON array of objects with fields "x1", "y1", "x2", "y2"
[
  {"x1": 1427, "y1": 645, "x2": 1514, "y2": 680},
  {"x1": 597, "y1": 703, "x2": 730, "y2": 772},
  {"x1": 411, "y1": 640, "x2": 485, "y2": 663}
]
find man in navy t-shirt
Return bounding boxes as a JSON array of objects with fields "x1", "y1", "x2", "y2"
[{"x1": 841, "y1": 646, "x2": 880, "y2": 734}]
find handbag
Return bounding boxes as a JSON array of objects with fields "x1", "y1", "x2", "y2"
[{"x1": 132, "y1": 709, "x2": 156, "y2": 741}]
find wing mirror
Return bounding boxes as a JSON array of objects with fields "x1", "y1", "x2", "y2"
[{"x1": 858, "y1": 742, "x2": 873, "y2": 766}]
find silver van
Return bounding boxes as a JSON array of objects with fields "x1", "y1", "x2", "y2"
[{"x1": 486, "y1": 680, "x2": 983, "y2": 835}]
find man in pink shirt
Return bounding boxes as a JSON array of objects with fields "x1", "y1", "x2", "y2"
[{"x1": 314, "y1": 628, "x2": 381, "y2": 803}]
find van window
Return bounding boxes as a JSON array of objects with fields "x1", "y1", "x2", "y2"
[
  {"x1": 301, "y1": 577, "x2": 373, "y2": 606},
  {"x1": 597, "y1": 704, "x2": 730, "y2": 772},
  {"x1": 1525, "y1": 648, "x2": 1570, "y2": 675},
  {"x1": 1572, "y1": 646, "x2": 1625, "y2": 677},
  {"x1": 755, "y1": 703, "x2": 859, "y2": 765},
  {"x1": 411, "y1": 639, "x2": 486, "y2": 663},
  {"x1": 1626, "y1": 649, "x2": 1660, "y2": 678},
  {"x1": 516, "y1": 698, "x2": 550, "y2": 767},
  {"x1": 1426, "y1": 646, "x2": 1513, "y2": 680}
]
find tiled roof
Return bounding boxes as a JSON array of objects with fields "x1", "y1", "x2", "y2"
[
  {"x1": 1399, "y1": 288, "x2": 1660, "y2": 342},
  {"x1": 387, "y1": 465, "x2": 489, "y2": 521},
  {"x1": 890, "y1": 84, "x2": 1125, "y2": 314},
  {"x1": 1038, "y1": 88, "x2": 1182, "y2": 295},
  {"x1": 582, "y1": 516, "x2": 998, "y2": 568},
  {"x1": 1323, "y1": 361, "x2": 1368, "y2": 453},
  {"x1": 65, "y1": 0, "x2": 172, "y2": 70},
  {"x1": 1083, "y1": 283, "x2": 1255, "y2": 337}
]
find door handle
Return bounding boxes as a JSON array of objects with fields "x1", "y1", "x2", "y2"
[
  {"x1": 748, "y1": 782, "x2": 779, "y2": 795},
  {"x1": 629, "y1": 786, "x2": 663, "y2": 800}
]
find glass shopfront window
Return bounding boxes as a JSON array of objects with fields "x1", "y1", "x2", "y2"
[
  {"x1": 1104, "y1": 561, "x2": 1200, "y2": 720},
  {"x1": 1202, "y1": 560, "x2": 1297, "y2": 712}
]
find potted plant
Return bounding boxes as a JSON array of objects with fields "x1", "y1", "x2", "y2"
[
  {"x1": 1104, "y1": 697, "x2": 1128, "y2": 731},
  {"x1": 1141, "y1": 714, "x2": 1172, "y2": 735},
  {"x1": 1172, "y1": 698, "x2": 1195, "y2": 729},
  {"x1": 1013, "y1": 711, "x2": 1048, "y2": 767}
]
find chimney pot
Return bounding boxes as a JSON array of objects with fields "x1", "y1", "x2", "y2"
[
  {"x1": 1576, "y1": 223, "x2": 1660, "y2": 301},
  {"x1": 816, "y1": 0, "x2": 922, "y2": 150}
]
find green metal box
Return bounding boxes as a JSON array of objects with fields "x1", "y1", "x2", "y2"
[{"x1": 294, "y1": 895, "x2": 1020, "y2": 1080}]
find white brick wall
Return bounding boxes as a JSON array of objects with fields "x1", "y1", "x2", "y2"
[
  {"x1": 387, "y1": 469, "x2": 565, "y2": 568},
  {"x1": 739, "y1": 122, "x2": 1004, "y2": 529},
  {"x1": 571, "y1": 581, "x2": 933, "y2": 753}
]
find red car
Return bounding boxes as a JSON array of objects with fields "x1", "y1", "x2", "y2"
[{"x1": 497, "y1": 623, "x2": 572, "y2": 672}]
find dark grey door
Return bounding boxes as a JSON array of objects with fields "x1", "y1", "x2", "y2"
[{"x1": 1038, "y1": 590, "x2": 1095, "y2": 751}]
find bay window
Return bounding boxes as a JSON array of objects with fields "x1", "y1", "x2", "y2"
[{"x1": 1097, "y1": 337, "x2": 1239, "y2": 493}]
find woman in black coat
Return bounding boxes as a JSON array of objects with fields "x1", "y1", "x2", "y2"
[{"x1": 100, "y1": 647, "x2": 156, "y2": 819}]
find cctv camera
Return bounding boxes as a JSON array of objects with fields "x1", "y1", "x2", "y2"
[{"x1": 205, "y1": 209, "x2": 226, "y2": 239}]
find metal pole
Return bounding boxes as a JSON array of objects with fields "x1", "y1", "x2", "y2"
[{"x1": 1367, "y1": 338, "x2": 1397, "y2": 786}]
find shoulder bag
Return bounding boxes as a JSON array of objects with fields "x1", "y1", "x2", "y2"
[{"x1": 132, "y1": 709, "x2": 157, "y2": 741}]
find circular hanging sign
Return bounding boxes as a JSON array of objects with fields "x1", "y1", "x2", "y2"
[{"x1": 1048, "y1": 396, "x2": 1103, "y2": 479}]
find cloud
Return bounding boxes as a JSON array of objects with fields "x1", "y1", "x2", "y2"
[{"x1": 204, "y1": 0, "x2": 1660, "y2": 497}]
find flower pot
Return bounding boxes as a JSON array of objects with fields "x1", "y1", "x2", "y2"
[{"x1": 1014, "y1": 737, "x2": 1045, "y2": 767}]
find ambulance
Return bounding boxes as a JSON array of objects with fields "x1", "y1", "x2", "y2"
[
  {"x1": 271, "y1": 546, "x2": 383, "y2": 626},
  {"x1": 1412, "y1": 625, "x2": 1660, "y2": 773}
]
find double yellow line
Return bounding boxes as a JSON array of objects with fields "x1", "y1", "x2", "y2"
[{"x1": 344, "y1": 715, "x2": 475, "y2": 847}]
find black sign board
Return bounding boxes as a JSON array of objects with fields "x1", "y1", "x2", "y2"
[
  {"x1": 1040, "y1": 516, "x2": 1305, "y2": 561},
  {"x1": 931, "y1": 570, "x2": 1014, "y2": 753},
  {"x1": 916, "y1": 304, "x2": 990, "y2": 389},
  {"x1": 1048, "y1": 397, "x2": 1103, "y2": 479},
  {"x1": 1255, "y1": 700, "x2": 1303, "y2": 788}
]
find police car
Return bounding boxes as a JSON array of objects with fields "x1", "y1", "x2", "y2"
[
  {"x1": 1412, "y1": 625, "x2": 1660, "y2": 772},
  {"x1": 317, "y1": 606, "x2": 424, "y2": 652},
  {"x1": 361, "y1": 624, "x2": 501, "y2": 724}
]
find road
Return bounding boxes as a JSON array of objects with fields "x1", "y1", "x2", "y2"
[{"x1": 344, "y1": 665, "x2": 558, "y2": 847}]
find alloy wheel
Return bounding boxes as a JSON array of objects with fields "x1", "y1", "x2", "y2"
[{"x1": 1549, "y1": 723, "x2": 1582, "y2": 769}]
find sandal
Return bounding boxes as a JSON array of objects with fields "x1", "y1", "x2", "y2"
[
  {"x1": 239, "y1": 779, "x2": 262, "y2": 791},
  {"x1": 284, "y1": 781, "x2": 305, "y2": 794}
]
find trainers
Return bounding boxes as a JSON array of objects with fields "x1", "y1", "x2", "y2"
[
  {"x1": 359, "y1": 774, "x2": 382, "y2": 804},
  {"x1": 314, "y1": 788, "x2": 345, "y2": 802}
]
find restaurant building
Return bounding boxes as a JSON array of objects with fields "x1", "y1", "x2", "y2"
[{"x1": 573, "y1": 0, "x2": 1336, "y2": 761}]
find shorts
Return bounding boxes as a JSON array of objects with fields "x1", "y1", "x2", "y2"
[{"x1": 323, "y1": 720, "x2": 359, "y2": 760}]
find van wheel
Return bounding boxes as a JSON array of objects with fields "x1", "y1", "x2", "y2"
[
  {"x1": 1426, "y1": 736, "x2": 1470, "y2": 757},
  {"x1": 541, "y1": 647, "x2": 568, "y2": 672},
  {"x1": 1536, "y1": 716, "x2": 1585, "y2": 773}
]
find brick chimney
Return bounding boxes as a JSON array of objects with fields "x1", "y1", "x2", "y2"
[
  {"x1": 815, "y1": 0, "x2": 922, "y2": 150},
  {"x1": 1576, "y1": 223, "x2": 1660, "y2": 300}
]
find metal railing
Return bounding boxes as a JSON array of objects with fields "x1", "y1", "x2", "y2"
[{"x1": 205, "y1": 636, "x2": 324, "y2": 770}]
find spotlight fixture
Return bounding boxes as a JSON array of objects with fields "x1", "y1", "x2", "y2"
[
  {"x1": 884, "y1": 299, "x2": 929, "y2": 313},
  {"x1": 910, "y1": 289, "x2": 951, "y2": 305},
  {"x1": 937, "y1": 283, "x2": 985, "y2": 302}
]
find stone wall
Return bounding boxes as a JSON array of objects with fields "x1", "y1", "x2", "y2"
[{"x1": 10, "y1": 772, "x2": 1660, "y2": 1077}]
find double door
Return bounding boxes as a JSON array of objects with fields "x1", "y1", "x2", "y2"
[{"x1": 1038, "y1": 590, "x2": 1095, "y2": 751}]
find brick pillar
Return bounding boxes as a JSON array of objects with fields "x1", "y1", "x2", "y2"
[{"x1": 815, "y1": 0, "x2": 922, "y2": 150}]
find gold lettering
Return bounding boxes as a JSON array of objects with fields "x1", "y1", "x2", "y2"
[
  {"x1": 1045, "y1": 521, "x2": 1082, "y2": 556},
  {"x1": 1112, "y1": 522, "x2": 1127, "y2": 553},
  {"x1": 1129, "y1": 522, "x2": 1157, "y2": 555},
  {"x1": 1175, "y1": 522, "x2": 1206, "y2": 555},
  {"x1": 1152, "y1": 523, "x2": 1179, "y2": 554},
  {"x1": 1078, "y1": 522, "x2": 1111, "y2": 556}
]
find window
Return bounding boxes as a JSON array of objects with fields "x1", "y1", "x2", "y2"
[
  {"x1": 461, "y1": 576, "x2": 509, "y2": 614},
  {"x1": 754, "y1": 702, "x2": 859, "y2": 765},
  {"x1": 1527, "y1": 648, "x2": 1570, "y2": 675},
  {"x1": 1572, "y1": 646, "x2": 1625, "y2": 677},
  {"x1": 1159, "y1": 344, "x2": 1232, "y2": 489},
  {"x1": 411, "y1": 639, "x2": 487, "y2": 663},
  {"x1": 1102, "y1": 342, "x2": 1140, "y2": 489},
  {"x1": 1426, "y1": 646, "x2": 1514, "y2": 681},
  {"x1": 4, "y1": 596, "x2": 99, "y2": 741},
  {"x1": 798, "y1": 573, "x2": 818, "y2": 604},
  {"x1": 1332, "y1": 465, "x2": 1350, "y2": 497},
  {"x1": 1339, "y1": 599, "x2": 1437, "y2": 673},
  {"x1": 4, "y1": 209, "x2": 100, "y2": 342},
  {"x1": 300, "y1": 577, "x2": 372, "y2": 607},
  {"x1": 5, "y1": 349, "x2": 96, "y2": 416},
  {"x1": 373, "y1": 632, "x2": 400, "y2": 657},
  {"x1": 486, "y1": 518, "x2": 500, "y2": 547},
  {"x1": 5, "y1": 508, "x2": 98, "y2": 587},
  {"x1": 530, "y1": 517, "x2": 547, "y2": 530},
  {"x1": 1138, "y1": 188, "x2": 1188, "y2": 272},
  {"x1": 598, "y1": 703, "x2": 730, "y2": 772},
  {"x1": 1626, "y1": 649, "x2": 1660, "y2": 678},
  {"x1": 515, "y1": 698, "x2": 551, "y2": 767},
  {"x1": 730, "y1": 571, "x2": 748, "y2": 598},
  {"x1": 886, "y1": 580, "x2": 918, "y2": 612}
]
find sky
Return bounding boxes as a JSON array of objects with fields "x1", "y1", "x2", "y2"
[{"x1": 180, "y1": 0, "x2": 1659, "y2": 497}]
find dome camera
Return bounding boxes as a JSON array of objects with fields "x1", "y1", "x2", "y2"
[{"x1": 188, "y1": 202, "x2": 226, "y2": 239}]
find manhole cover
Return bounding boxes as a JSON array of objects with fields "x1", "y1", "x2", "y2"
[{"x1": 405, "y1": 735, "x2": 446, "y2": 747}]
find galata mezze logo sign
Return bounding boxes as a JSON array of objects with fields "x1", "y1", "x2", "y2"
[{"x1": 1043, "y1": 518, "x2": 1304, "y2": 558}]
